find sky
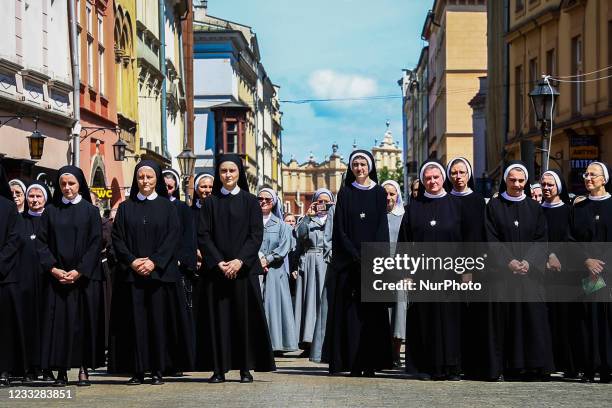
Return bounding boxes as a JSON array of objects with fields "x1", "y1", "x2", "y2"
[{"x1": 207, "y1": 0, "x2": 433, "y2": 164}]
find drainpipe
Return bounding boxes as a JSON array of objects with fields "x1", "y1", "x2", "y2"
[
  {"x1": 68, "y1": 0, "x2": 80, "y2": 166},
  {"x1": 159, "y1": 0, "x2": 168, "y2": 158}
]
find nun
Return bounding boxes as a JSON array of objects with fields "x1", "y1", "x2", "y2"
[
  {"x1": 18, "y1": 182, "x2": 53, "y2": 382},
  {"x1": 163, "y1": 169, "x2": 198, "y2": 309},
  {"x1": 569, "y1": 161, "x2": 612, "y2": 383},
  {"x1": 0, "y1": 166, "x2": 23, "y2": 387},
  {"x1": 258, "y1": 187, "x2": 298, "y2": 353},
  {"x1": 485, "y1": 161, "x2": 553, "y2": 381},
  {"x1": 444, "y1": 157, "x2": 488, "y2": 380},
  {"x1": 322, "y1": 150, "x2": 392, "y2": 377},
  {"x1": 196, "y1": 154, "x2": 275, "y2": 383},
  {"x1": 540, "y1": 169, "x2": 584, "y2": 378},
  {"x1": 530, "y1": 183, "x2": 543, "y2": 203},
  {"x1": 192, "y1": 173, "x2": 214, "y2": 272},
  {"x1": 36, "y1": 166, "x2": 105, "y2": 387},
  {"x1": 9, "y1": 179, "x2": 27, "y2": 213},
  {"x1": 294, "y1": 188, "x2": 334, "y2": 355},
  {"x1": 381, "y1": 180, "x2": 406, "y2": 367},
  {"x1": 399, "y1": 160, "x2": 463, "y2": 381},
  {"x1": 109, "y1": 161, "x2": 194, "y2": 385}
]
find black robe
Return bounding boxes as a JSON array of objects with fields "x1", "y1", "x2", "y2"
[
  {"x1": 196, "y1": 189, "x2": 275, "y2": 373},
  {"x1": 322, "y1": 184, "x2": 393, "y2": 373},
  {"x1": 36, "y1": 200, "x2": 105, "y2": 370},
  {"x1": 485, "y1": 195, "x2": 554, "y2": 375},
  {"x1": 15, "y1": 212, "x2": 47, "y2": 372},
  {"x1": 399, "y1": 194, "x2": 464, "y2": 377},
  {"x1": 543, "y1": 204, "x2": 586, "y2": 375},
  {"x1": 570, "y1": 196, "x2": 612, "y2": 378},
  {"x1": 109, "y1": 195, "x2": 194, "y2": 374},
  {"x1": 171, "y1": 198, "x2": 197, "y2": 311},
  {"x1": 0, "y1": 197, "x2": 25, "y2": 374}
]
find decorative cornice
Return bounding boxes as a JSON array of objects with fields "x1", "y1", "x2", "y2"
[{"x1": 0, "y1": 57, "x2": 23, "y2": 73}]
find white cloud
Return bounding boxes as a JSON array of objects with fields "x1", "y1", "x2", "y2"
[{"x1": 308, "y1": 69, "x2": 378, "y2": 100}]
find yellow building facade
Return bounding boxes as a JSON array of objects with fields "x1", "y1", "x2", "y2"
[
  {"x1": 506, "y1": 0, "x2": 612, "y2": 192},
  {"x1": 424, "y1": 0, "x2": 487, "y2": 165}
]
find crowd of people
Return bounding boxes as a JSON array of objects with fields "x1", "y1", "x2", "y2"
[{"x1": 0, "y1": 150, "x2": 610, "y2": 387}]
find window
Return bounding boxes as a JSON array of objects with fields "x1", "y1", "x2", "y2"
[
  {"x1": 515, "y1": 65, "x2": 524, "y2": 134},
  {"x1": 226, "y1": 122, "x2": 238, "y2": 153},
  {"x1": 546, "y1": 49, "x2": 556, "y2": 77},
  {"x1": 97, "y1": 14, "x2": 103, "y2": 45},
  {"x1": 86, "y1": 4, "x2": 92, "y2": 33},
  {"x1": 571, "y1": 36, "x2": 583, "y2": 115},
  {"x1": 87, "y1": 39, "x2": 94, "y2": 85},
  {"x1": 529, "y1": 57, "x2": 538, "y2": 129},
  {"x1": 98, "y1": 49, "x2": 104, "y2": 94}
]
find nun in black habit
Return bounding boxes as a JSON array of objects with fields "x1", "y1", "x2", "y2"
[
  {"x1": 569, "y1": 161, "x2": 612, "y2": 383},
  {"x1": 0, "y1": 165, "x2": 24, "y2": 386},
  {"x1": 109, "y1": 160, "x2": 194, "y2": 385},
  {"x1": 485, "y1": 161, "x2": 553, "y2": 380},
  {"x1": 196, "y1": 154, "x2": 275, "y2": 383},
  {"x1": 17, "y1": 181, "x2": 54, "y2": 382},
  {"x1": 540, "y1": 169, "x2": 585, "y2": 377},
  {"x1": 322, "y1": 149, "x2": 393, "y2": 377},
  {"x1": 36, "y1": 166, "x2": 105, "y2": 387},
  {"x1": 399, "y1": 159, "x2": 464, "y2": 380}
]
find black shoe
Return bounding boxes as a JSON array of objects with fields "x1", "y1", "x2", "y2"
[
  {"x1": 41, "y1": 370, "x2": 55, "y2": 382},
  {"x1": 127, "y1": 374, "x2": 145, "y2": 385},
  {"x1": 240, "y1": 370, "x2": 253, "y2": 383},
  {"x1": 209, "y1": 373, "x2": 225, "y2": 383},
  {"x1": 362, "y1": 369, "x2": 375, "y2": 377},
  {"x1": 77, "y1": 368, "x2": 91, "y2": 387},
  {"x1": 0, "y1": 372, "x2": 10, "y2": 387},
  {"x1": 23, "y1": 370, "x2": 37, "y2": 382},
  {"x1": 349, "y1": 370, "x2": 362, "y2": 377},
  {"x1": 447, "y1": 374, "x2": 461, "y2": 381},
  {"x1": 150, "y1": 372, "x2": 164, "y2": 385},
  {"x1": 53, "y1": 371, "x2": 68, "y2": 387},
  {"x1": 600, "y1": 372, "x2": 611, "y2": 384}
]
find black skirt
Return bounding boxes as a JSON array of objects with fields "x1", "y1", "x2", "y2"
[{"x1": 0, "y1": 283, "x2": 28, "y2": 374}]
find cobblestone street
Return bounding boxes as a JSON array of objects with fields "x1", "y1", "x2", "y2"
[{"x1": 2, "y1": 353, "x2": 610, "y2": 408}]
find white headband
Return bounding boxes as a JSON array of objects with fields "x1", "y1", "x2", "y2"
[
  {"x1": 194, "y1": 173, "x2": 214, "y2": 188},
  {"x1": 446, "y1": 157, "x2": 472, "y2": 181},
  {"x1": 349, "y1": 153, "x2": 372, "y2": 172},
  {"x1": 541, "y1": 171, "x2": 562, "y2": 194},
  {"x1": 591, "y1": 161, "x2": 609, "y2": 184},
  {"x1": 162, "y1": 169, "x2": 181, "y2": 182},
  {"x1": 419, "y1": 162, "x2": 446, "y2": 183},
  {"x1": 9, "y1": 179, "x2": 26, "y2": 193},
  {"x1": 137, "y1": 165, "x2": 155, "y2": 175},
  {"x1": 530, "y1": 183, "x2": 542, "y2": 190},
  {"x1": 26, "y1": 183, "x2": 48, "y2": 202},
  {"x1": 503, "y1": 164, "x2": 529, "y2": 182}
]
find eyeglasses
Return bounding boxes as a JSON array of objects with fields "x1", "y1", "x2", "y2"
[
  {"x1": 583, "y1": 172, "x2": 604, "y2": 180},
  {"x1": 258, "y1": 197, "x2": 273, "y2": 203}
]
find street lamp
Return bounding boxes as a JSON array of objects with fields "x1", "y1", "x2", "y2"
[
  {"x1": 112, "y1": 137, "x2": 128, "y2": 161},
  {"x1": 177, "y1": 146, "x2": 197, "y2": 203},
  {"x1": 529, "y1": 78, "x2": 559, "y2": 173}
]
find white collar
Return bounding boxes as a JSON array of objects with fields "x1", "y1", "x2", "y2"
[
  {"x1": 451, "y1": 188, "x2": 473, "y2": 197},
  {"x1": 352, "y1": 180, "x2": 376, "y2": 190},
  {"x1": 263, "y1": 213, "x2": 272, "y2": 225},
  {"x1": 169, "y1": 196, "x2": 176, "y2": 202},
  {"x1": 221, "y1": 185, "x2": 240, "y2": 195},
  {"x1": 61, "y1": 194, "x2": 82, "y2": 205},
  {"x1": 424, "y1": 190, "x2": 447, "y2": 199},
  {"x1": 28, "y1": 209, "x2": 45, "y2": 217},
  {"x1": 390, "y1": 205, "x2": 405, "y2": 216},
  {"x1": 542, "y1": 200, "x2": 565, "y2": 208},
  {"x1": 137, "y1": 191, "x2": 158, "y2": 201},
  {"x1": 588, "y1": 193, "x2": 611, "y2": 201},
  {"x1": 195, "y1": 199, "x2": 202, "y2": 209},
  {"x1": 316, "y1": 214, "x2": 328, "y2": 224},
  {"x1": 501, "y1": 191, "x2": 526, "y2": 202}
]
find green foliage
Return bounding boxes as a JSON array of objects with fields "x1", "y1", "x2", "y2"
[{"x1": 378, "y1": 162, "x2": 404, "y2": 191}]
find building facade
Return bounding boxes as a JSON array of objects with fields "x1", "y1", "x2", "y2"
[
  {"x1": 505, "y1": 0, "x2": 612, "y2": 194},
  {"x1": 422, "y1": 0, "x2": 487, "y2": 165},
  {"x1": 0, "y1": 0, "x2": 74, "y2": 186},
  {"x1": 372, "y1": 122, "x2": 403, "y2": 173},
  {"x1": 77, "y1": 0, "x2": 124, "y2": 209},
  {"x1": 192, "y1": 5, "x2": 282, "y2": 193}
]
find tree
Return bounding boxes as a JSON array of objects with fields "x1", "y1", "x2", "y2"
[{"x1": 378, "y1": 161, "x2": 404, "y2": 191}]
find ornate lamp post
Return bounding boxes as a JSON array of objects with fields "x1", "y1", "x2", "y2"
[{"x1": 529, "y1": 78, "x2": 559, "y2": 173}]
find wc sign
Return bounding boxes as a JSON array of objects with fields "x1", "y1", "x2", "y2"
[{"x1": 91, "y1": 187, "x2": 112, "y2": 199}]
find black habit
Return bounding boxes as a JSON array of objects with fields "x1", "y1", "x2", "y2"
[
  {"x1": 322, "y1": 149, "x2": 392, "y2": 374},
  {"x1": 109, "y1": 161, "x2": 194, "y2": 375},
  {"x1": 195, "y1": 154, "x2": 275, "y2": 373}
]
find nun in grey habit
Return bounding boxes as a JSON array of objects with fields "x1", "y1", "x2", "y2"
[
  {"x1": 294, "y1": 188, "x2": 334, "y2": 353},
  {"x1": 381, "y1": 180, "x2": 407, "y2": 365},
  {"x1": 258, "y1": 188, "x2": 298, "y2": 352}
]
